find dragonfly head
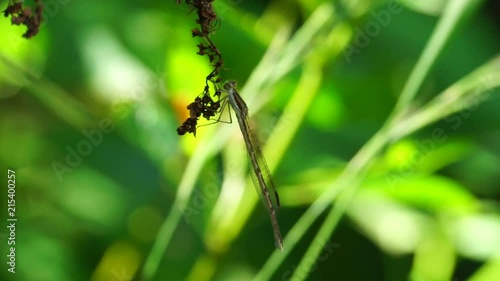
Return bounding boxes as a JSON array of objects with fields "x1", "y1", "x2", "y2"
[{"x1": 223, "y1": 80, "x2": 238, "y2": 90}]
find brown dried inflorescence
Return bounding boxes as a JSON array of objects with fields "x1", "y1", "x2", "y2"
[
  {"x1": 3, "y1": 0, "x2": 44, "y2": 39},
  {"x1": 176, "y1": 0, "x2": 225, "y2": 136},
  {"x1": 176, "y1": 88, "x2": 223, "y2": 136}
]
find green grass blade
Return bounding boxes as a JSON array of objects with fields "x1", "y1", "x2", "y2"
[
  {"x1": 391, "y1": 0, "x2": 483, "y2": 122},
  {"x1": 256, "y1": 1, "x2": 487, "y2": 280}
]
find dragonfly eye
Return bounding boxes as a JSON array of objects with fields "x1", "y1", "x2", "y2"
[{"x1": 223, "y1": 80, "x2": 237, "y2": 90}]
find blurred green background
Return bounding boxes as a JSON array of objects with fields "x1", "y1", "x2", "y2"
[{"x1": 0, "y1": 0, "x2": 499, "y2": 281}]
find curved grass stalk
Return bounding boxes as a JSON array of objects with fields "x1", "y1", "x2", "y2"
[
  {"x1": 390, "y1": 0, "x2": 484, "y2": 123},
  {"x1": 141, "y1": 4, "x2": 335, "y2": 280},
  {"x1": 286, "y1": 55, "x2": 499, "y2": 281},
  {"x1": 255, "y1": 0, "x2": 491, "y2": 280},
  {"x1": 0, "y1": 55, "x2": 92, "y2": 129},
  {"x1": 390, "y1": 56, "x2": 500, "y2": 140}
]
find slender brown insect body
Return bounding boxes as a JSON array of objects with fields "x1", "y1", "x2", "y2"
[{"x1": 224, "y1": 81, "x2": 284, "y2": 251}]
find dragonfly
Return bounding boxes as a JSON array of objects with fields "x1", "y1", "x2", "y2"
[{"x1": 223, "y1": 80, "x2": 284, "y2": 251}]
